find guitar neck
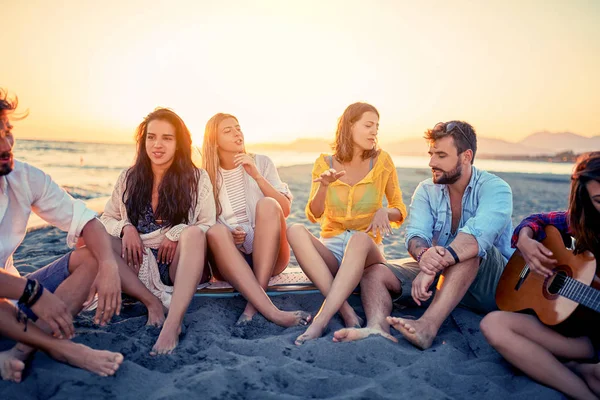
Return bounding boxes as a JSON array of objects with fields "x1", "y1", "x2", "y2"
[{"x1": 558, "y1": 277, "x2": 600, "y2": 313}]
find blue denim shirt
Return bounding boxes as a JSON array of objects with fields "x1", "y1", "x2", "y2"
[{"x1": 405, "y1": 166, "x2": 514, "y2": 262}]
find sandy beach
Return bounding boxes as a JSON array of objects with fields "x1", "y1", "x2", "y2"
[{"x1": 1, "y1": 165, "x2": 572, "y2": 400}]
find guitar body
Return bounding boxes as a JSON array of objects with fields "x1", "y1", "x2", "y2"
[{"x1": 496, "y1": 226, "x2": 597, "y2": 325}]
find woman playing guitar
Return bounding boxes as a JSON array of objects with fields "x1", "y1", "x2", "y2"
[{"x1": 481, "y1": 151, "x2": 600, "y2": 400}]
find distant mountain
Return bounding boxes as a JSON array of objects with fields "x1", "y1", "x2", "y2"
[
  {"x1": 518, "y1": 131, "x2": 600, "y2": 154},
  {"x1": 246, "y1": 131, "x2": 599, "y2": 157}
]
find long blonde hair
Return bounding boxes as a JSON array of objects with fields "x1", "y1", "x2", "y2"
[{"x1": 201, "y1": 113, "x2": 242, "y2": 217}]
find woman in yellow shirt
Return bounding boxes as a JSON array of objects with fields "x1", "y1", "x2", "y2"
[{"x1": 287, "y1": 102, "x2": 407, "y2": 345}]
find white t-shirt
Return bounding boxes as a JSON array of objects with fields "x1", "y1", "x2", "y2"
[{"x1": 219, "y1": 165, "x2": 250, "y2": 226}]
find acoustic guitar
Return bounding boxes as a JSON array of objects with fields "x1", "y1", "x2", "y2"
[{"x1": 496, "y1": 225, "x2": 600, "y2": 325}]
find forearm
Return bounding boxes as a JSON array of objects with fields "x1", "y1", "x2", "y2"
[
  {"x1": 255, "y1": 176, "x2": 291, "y2": 216},
  {"x1": 0, "y1": 270, "x2": 27, "y2": 300},
  {"x1": 308, "y1": 184, "x2": 328, "y2": 219},
  {"x1": 385, "y1": 207, "x2": 403, "y2": 223},
  {"x1": 444, "y1": 233, "x2": 479, "y2": 266},
  {"x1": 81, "y1": 218, "x2": 119, "y2": 268},
  {"x1": 408, "y1": 237, "x2": 430, "y2": 261}
]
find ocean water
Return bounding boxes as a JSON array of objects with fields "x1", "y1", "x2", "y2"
[{"x1": 14, "y1": 139, "x2": 575, "y2": 200}]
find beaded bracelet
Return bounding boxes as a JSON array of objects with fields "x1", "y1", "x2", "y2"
[{"x1": 415, "y1": 247, "x2": 429, "y2": 263}]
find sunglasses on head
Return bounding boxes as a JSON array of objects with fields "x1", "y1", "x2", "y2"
[{"x1": 434, "y1": 122, "x2": 474, "y2": 151}]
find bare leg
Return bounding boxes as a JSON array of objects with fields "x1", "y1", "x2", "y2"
[
  {"x1": 294, "y1": 232, "x2": 386, "y2": 345},
  {"x1": 334, "y1": 263, "x2": 401, "y2": 343},
  {"x1": 0, "y1": 299, "x2": 123, "y2": 379},
  {"x1": 108, "y1": 237, "x2": 165, "y2": 327},
  {"x1": 480, "y1": 311, "x2": 597, "y2": 400},
  {"x1": 151, "y1": 226, "x2": 207, "y2": 355},
  {"x1": 239, "y1": 198, "x2": 289, "y2": 324},
  {"x1": 1, "y1": 248, "x2": 99, "y2": 382},
  {"x1": 287, "y1": 224, "x2": 362, "y2": 329},
  {"x1": 207, "y1": 224, "x2": 310, "y2": 327},
  {"x1": 387, "y1": 257, "x2": 480, "y2": 350}
]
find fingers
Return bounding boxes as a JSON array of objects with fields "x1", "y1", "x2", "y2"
[
  {"x1": 121, "y1": 240, "x2": 127, "y2": 260},
  {"x1": 83, "y1": 283, "x2": 96, "y2": 307},
  {"x1": 126, "y1": 245, "x2": 133, "y2": 268},
  {"x1": 411, "y1": 281, "x2": 421, "y2": 306},
  {"x1": 157, "y1": 246, "x2": 164, "y2": 264},
  {"x1": 56, "y1": 313, "x2": 74, "y2": 339},
  {"x1": 334, "y1": 171, "x2": 346, "y2": 179}
]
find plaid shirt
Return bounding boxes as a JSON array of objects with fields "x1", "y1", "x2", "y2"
[{"x1": 511, "y1": 210, "x2": 571, "y2": 248}]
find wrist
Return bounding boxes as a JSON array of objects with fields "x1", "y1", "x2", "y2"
[
  {"x1": 445, "y1": 246, "x2": 460, "y2": 265},
  {"x1": 415, "y1": 247, "x2": 429, "y2": 263}
]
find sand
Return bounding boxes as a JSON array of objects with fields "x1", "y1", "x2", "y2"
[{"x1": 0, "y1": 165, "x2": 572, "y2": 399}]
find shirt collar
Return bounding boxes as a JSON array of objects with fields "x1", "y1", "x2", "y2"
[{"x1": 0, "y1": 175, "x2": 7, "y2": 195}]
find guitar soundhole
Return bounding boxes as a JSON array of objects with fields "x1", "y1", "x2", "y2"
[{"x1": 548, "y1": 271, "x2": 567, "y2": 295}]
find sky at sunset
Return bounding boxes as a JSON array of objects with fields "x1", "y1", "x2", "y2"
[{"x1": 3, "y1": 0, "x2": 599, "y2": 145}]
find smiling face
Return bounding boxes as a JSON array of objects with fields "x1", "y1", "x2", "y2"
[
  {"x1": 216, "y1": 117, "x2": 244, "y2": 154},
  {"x1": 0, "y1": 112, "x2": 15, "y2": 176},
  {"x1": 350, "y1": 111, "x2": 379, "y2": 152},
  {"x1": 428, "y1": 135, "x2": 469, "y2": 184},
  {"x1": 145, "y1": 119, "x2": 177, "y2": 168}
]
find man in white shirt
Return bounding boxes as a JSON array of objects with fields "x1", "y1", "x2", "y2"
[{"x1": 0, "y1": 89, "x2": 123, "y2": 382}]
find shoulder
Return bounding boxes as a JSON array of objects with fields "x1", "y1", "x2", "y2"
[
  {"x1": 252, "y1": 153, "x2": 273, "y2": 166},
  {"x1": 474, "y1": 167, "x2": 511, "y2": 192},
  {"x1": 11, "y1": 159, "x2": 48, "y2": 186},
  {"x1": 313, "y1": 153, "x2": 331, "y2": 170},
  {"x1": 375, "y1": 150, "x2": 395, "y2": 170}
]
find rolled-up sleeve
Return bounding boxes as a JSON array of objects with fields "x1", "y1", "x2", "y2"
[
  {"x1": 459, "y1": 178, "x2": 513, "y2": 258},
  {"x1": 29, "y1": 165, "x2": 96, "y2": 248},
  {"x1": 385, "y1": 162, "x2": 407, "y2": 228},
  {"x1": 305, "y1": 158, "x2": 325, "y2": 223},
  {"x1": 405, "y1": 182, "x2": 435, "y2": 247},
  {"x1": 100, "y1": 170, "x2": 131, "y2": 238}
]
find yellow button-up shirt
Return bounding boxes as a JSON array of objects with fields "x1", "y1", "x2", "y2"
[{"x1": 306, "y1": 150, "x2": 407, "y2": 244}]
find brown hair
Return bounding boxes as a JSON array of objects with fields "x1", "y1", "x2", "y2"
[
  {"x1": 124, "y1": 108, "x2": 200, "y2": 227},
  {"x1": 424, "y1": 121, "x2": 477, "y2": 163},
  {"x1": 332, "y1": 102, "x2": 380, "y2": 163},
  {"x1": 0, "y1": 88, "x2": 29, "y2": 120},
  {"x1": 201, "y1": 113, "x2": 242, "y2": 217},
  {"x1": 568, "y1": 151, "x2": 600, "y2": 256}
]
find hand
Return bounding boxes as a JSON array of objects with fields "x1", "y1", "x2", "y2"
[
  {"x1": 418, "y1": 246, "x2": 449, "y2": 275},
  {"x1": 121, "y1": 225, "x2": 144, "y2": 273},
  {"x1": 366, "y1": 208, "x2": 393, "y2": 238},
  {"x1": 516, "y1": 235, "x2": 556, "y2": 278},
  {"x1": 30, "y1": 289, "x2": 74, "y2": 339},
  {"x1": 232, "y1": 226, "x2": 247, "y2": 246},
  {"x1": 411, "y1": 271, "x2": 436, "y2": 306},
  {"x1": 234, "y1": 153, "x2": 261, "y2": 180},
  {"x1": 313, "y1": 168, "x2": 345, "y2": 186},
  {"x1": 84, "y1": 261, "x2": 122, "y2": 326},
  {"x1": 157, "y1": 237, "x2": 177, "y2": 264}
]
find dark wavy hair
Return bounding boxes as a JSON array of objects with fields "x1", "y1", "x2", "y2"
[
  {"x1": 0, "y1": 88, "x2": 29, "y2": 119},
  {"x1": 424, "y1": 121, "x2": 477, "y2": 163},
  {"x1": 124, "y1": 108, "x2": 200, "y2": 227},
  {"x1": 569, "y1": 151, "x2": 600, "y2": 256},
  {"x1": 332, "y1": 102, "x2": 380, "y2": 163}
]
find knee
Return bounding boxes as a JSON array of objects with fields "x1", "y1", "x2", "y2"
[
  {"x1": 180, "y1": 225, "x2": 206, "y2": 245},
  {"x1": 286, "y1": 223, "x2": 307, "y2": 242},
  {"x1": 256, "y1": 197, "x2": 281, "y2": 217},
  {"x1": 71, "y1": 248, "x2": 98, "y2": 274},
  {"x1": 480, "y1": 311, "x2": 509, "y2": 346},
  {"x1": 348, "y1": 232, "x2": 372, "y2": 248},
  {"x1": 362, "y1": 263, "x2": 387, "y2": 283},
  {"x1": 206, "y1": 224, "x2": 230, "y2": 244}
]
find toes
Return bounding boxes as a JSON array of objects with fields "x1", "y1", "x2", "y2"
[{"x1": 333, "y1": 328, "x2": 349, "y2": 340}]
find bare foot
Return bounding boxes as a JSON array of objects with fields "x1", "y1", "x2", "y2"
[
  {"x1": 341, "y1": 310, "x2": 363, "y2": 329},
  {"x1": 386, "y1": 316, "x2": 436, "y2": 350},
  {"x1": 273, "y1": 310, "x2": 312, "y2": 328},
  {"x1": 146, "y1": 302, "x2": 166, "y2": 327},
  {"x1": 0, "y1": 345, "x2": 32, "y2": 383},
  {"x1": 52, "y1": 343, "x2": 124, "y2": 377},
  {"x1": 235, "y1": 312, "x2": 255, "y2": 326},
  {"x1": 333, "y1": 327, "x2": 398, "y2": 343},
  {"x1": 150, "y1": 323, "x2": 182, "y2": 356},
  {"x1": 295, "y1": 320, "x2": 325, "y2": 346}
]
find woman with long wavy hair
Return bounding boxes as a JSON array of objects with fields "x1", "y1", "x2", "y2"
[
  {"x1": 480, "y1": 152, "x2": 600, "y2": 400},
  {"x1": 287, "y1": 102, "x2": 407, "y2": 345},
  {"x1": 100, "y1": 108, "x2": 215, "y2": 355},
  {"x1": 202, "y1": 113, "x2": 310, "y2": 327}
]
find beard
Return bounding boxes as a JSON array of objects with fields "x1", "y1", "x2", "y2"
[
  {"x1": 432, "y1": 159, "x2": 462, "y2": 184},
  {"x1": 0, "y1": 152, "x2": 14, "y2": 176}
]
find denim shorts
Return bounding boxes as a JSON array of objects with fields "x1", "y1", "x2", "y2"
[
  {"x1": 321, "y1": 230, "x2": 385, "y2": 267},
  {"x1": 19, "y1": 252, "x2": 72, "y2": 320}
]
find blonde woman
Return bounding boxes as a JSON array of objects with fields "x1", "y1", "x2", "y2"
[{"x1": 202, "y1": 113, "x2": 310, "y2": 327}]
